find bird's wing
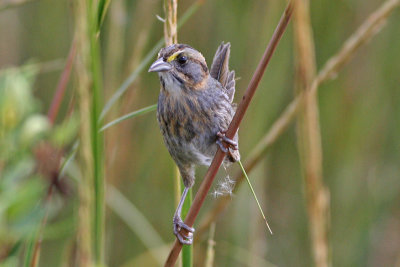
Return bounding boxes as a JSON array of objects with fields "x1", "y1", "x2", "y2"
[{"x1": 210, "y1": 42, "x2": 236, "y2": 103}]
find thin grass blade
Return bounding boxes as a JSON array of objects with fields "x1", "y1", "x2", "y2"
[
  {"x1": 100, "y1": 104, "x2": 157, "y2": 131},
  {"x1": 181, "y1": 185, "x2": 193, "y2": 267},
  {"x1": 238, "y1": 160, "x2": 273, "y2": 235},
  {"x1": 96, "y1": 0, "x2": 111, "y2": 33}
]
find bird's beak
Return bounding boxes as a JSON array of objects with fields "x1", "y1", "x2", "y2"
[{"x1": 148, "y1": 58, "x2": 172, "y2": 72}]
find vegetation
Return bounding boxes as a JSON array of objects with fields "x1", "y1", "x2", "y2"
[{"x1": 0, "y1": 0, "x2": 399, "y2": 266}]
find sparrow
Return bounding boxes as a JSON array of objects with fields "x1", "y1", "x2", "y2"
[{"x1": 149, "y1": 42, "x2": 240, "y2": 245}]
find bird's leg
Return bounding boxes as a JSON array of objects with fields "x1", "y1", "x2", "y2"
[
  {"x1": 216, "y1": 130, "x2": 239, "y2": 153},
  {"x1": 173, "y1": 186, "x2": 195, "y2": 245}
]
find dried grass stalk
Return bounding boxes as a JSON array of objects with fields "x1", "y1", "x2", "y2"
[
  {"x1": 293, "y1": 0, "x2": 329, "y2": 266},
  {"x1": 74, "y1": 0, "x2": 95, "y2": 265},
  {"x1": 164, "y1": 0, "x2": 178, "y2": 46}
]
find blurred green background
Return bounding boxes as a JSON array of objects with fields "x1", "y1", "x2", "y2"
[{"x1": 1, "y1": 0, "x2": 400, "y2": 266}]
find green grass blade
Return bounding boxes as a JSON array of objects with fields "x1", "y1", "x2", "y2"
[
  {"x1": 88, "y1": 0, "x2": 105, "y2": 262},
  {"x1": 99, "y1": 1, "x2": 202, "y2": 120},
  {"x1": 59, "y1": 141, "x2": 79, "y2": 177},
  {"x1": 23, "y1": 236, "x2": 35, "y2": 267},
  {"x1": 181, "y1": 184, "x2": 193, "y2": 267},
  {"x1": 7, "y1": 240, "x2": 23, "y2": 259},
  {"x1": 23, "y1": 211, "x2": 44, "y2": 267},
  {"x1": 238, "y1": 160, "x2": 273, "y2": 235},
  {"x1": 96, "y1": 0, "x2": 111, "y2": 33},
  {"x1": 100, "y1": 104, "x2": 157, "y2": 131}
]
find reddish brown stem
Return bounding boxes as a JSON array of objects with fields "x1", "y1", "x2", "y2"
[
  {"x1": 164, "y1": 2, "x2": 294, "y2": 266},
  {"x1": 47, "y1": 41, "x2": 77, "y2": 125}
]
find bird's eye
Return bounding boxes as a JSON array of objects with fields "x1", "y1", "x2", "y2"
[{"x1": 177, "y1": 55, "x2": 188, "y2": 64}]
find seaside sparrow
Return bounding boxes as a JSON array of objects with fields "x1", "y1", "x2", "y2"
[{"x1": 149, "y1": 42, "x2": 240, "y2": 244}]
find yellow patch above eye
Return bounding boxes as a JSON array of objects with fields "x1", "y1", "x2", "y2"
[{"x1": 167, "y1": 52, "x2": 181, "y2": 62}]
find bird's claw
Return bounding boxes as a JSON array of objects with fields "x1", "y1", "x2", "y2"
[
  {"x1": 173, "y1": 215, "x2": 195, "y2": 245},
  {"x1": 217, "y1": 131, "x2": 239, "y2": 152}
]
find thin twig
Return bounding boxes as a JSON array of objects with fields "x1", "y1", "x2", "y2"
[
  {"x1": 164, "y1": 2, "x2": 294, "y2": 266},
  {"x1": 196, "y1": 0, "x2": 400, "y2": 238}
]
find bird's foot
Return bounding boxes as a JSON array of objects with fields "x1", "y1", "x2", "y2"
[
  {"x1": 173, "y1": 215, "x2": 195, "y2": 245},
  {"x1": 216, "y1": 131, "x2": 239, "y2": 153}
]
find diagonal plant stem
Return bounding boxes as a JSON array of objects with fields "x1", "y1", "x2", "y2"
[
  {"x1": 196, "y1": 0, "x2": 400, "y2": 238},
  {"x1": 309, "y1": 0, "x2": 400, "y2": 96},
  {"x1": 74, "y1": 0, "x2": 109, "y2": 264},
  {"x1": 238, "y1": 160, "x2": 272, "y2": 234},
  {"x1": 100, "y1": 104, "x2": 157, "y2": 131},
  {"x1": 164, "y1": 2, "x2": 294, "y2": 266}
]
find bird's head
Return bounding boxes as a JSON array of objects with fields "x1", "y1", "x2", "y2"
[{"x1": 149, "y1": 44, "x2": 209, "y2": 92}]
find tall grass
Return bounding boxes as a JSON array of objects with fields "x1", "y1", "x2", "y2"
[
  {"x1": 74, "y1": 0, "x2": 95, "y2": 265},
  {"x1": 2, "y1": 0, "x2": 400, "y2": 266},
  {"x1": 74, "y1": 0, "x2": 106, "y2": 264},
  {"x1": 293, "y1": 0, "x2": 329, "y2": 266}
]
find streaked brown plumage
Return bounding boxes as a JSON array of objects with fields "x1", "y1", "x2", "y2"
[{"x1": 149, "y1": 42, "x2": 239, "y2": 244}]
